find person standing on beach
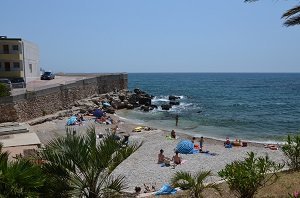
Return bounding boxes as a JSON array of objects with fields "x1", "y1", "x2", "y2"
[
  {"x1": 199, "y1": 136, "x2": 204, "y2": 151},
  {"x1": 175, "y1": 114, "x2": 179, "y2": 126}
]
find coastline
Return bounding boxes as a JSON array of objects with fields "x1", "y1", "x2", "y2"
[
  {"x1": 115, "y1": 110, "x2": 284, "y2": 145},
  {"x1": 27, "y1": 110, "x2": 287, "y2": 194}
]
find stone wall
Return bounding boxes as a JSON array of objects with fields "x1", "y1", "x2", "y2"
[{"x1": 0, "y1": 73, "x2": 128, "y2": 123}]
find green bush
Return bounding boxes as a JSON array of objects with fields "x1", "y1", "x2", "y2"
[
  {"x1": 171, "y1": 170, "x2": 220, "y2": 198},
  {"x1": 218, "y1": 152, "x2": 284, "y2": 198},
  {"x1": 0, "y1": 83, "x2": 10, "y2": 97},
  {"x1": 282, "y1": 134, "x2": 300, "y2": 170}
]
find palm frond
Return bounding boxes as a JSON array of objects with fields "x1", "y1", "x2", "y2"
[
  {"x1": 171, "y1": 171, "x2": 195, "y2": 190},
  {"x1": 196, "y1": 171, "x2": 211, "y2": 186},
  {"x1": 282, "y1": 5, "x2": 300, "y2": 19},
  {"x1": 283, "y1": 14, "x2": 300, "y2": 26}
]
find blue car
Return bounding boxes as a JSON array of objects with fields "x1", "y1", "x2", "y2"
[{"x1": 41, "y1": 71, "x2": 55, "y2": 80}]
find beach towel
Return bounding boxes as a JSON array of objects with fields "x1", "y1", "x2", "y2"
[
  {"x1": 102, "y1": 102, "x2": 111, "y2": 107},
  {"x1": 180, "y1": 159, "x2": 187, "y2": 164},
  {"x1": 176, "y1": 140, "x2": 194, "y2": 154},
  {"x1": 66, "y1": 116, "x2": 77, "y2": 126},
  {"x1": 155, "y1": 184, "x2": 177, "y2": 195}
]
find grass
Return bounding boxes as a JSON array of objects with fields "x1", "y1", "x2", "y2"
[{"x1": 145, "y1": 170, "x2": 300, "y2": 198}]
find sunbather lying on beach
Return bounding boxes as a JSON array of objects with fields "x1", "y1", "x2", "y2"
[{"x1": 264, "y1": 144, "x2": 279, "y2": 150}]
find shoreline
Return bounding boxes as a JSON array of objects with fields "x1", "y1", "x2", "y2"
[{"x1": 115, "y1": 111, "x2": 284, "y2": 146}]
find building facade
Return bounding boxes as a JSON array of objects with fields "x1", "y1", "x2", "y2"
[{"x1": 0, "y1": 36, "x2": 40, "y2": 83}]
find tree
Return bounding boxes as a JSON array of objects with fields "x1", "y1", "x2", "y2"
[
  {"x1": 245, "y1": 0, "x2": 300, "y2": 26},
  {"x1": 0, "y1": 143, "x2": 45, "y2": 198},
  {"x1": 38, "y1": 126, "x2": 142, "y2": 198},
  {"x1": 218, "y1": 152, "x2": 284, "y2": 198},
  {"x1": 282, "y1": 134, "x2": 300, "y2": 170},
  {"x1": 0, "y1": 83, "x2": 10, "y2": 97},
  {"x1": 171, "y1": 170, "x2": 221, "y2": 198}
]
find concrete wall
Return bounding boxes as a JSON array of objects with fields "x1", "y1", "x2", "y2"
[{"x1": 0, "y1": 73, "x2": 128, "y2": 123}]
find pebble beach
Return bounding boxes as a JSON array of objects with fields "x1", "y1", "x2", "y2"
[{"x1": 28, "y1": 112, "x2": 287, "y2": 195}]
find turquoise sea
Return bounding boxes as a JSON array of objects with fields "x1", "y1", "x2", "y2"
[{"x1": 117, "y1": 73, "x2": 300, "y2": 143}]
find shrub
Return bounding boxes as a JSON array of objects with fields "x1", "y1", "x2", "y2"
[
  {"x1": 282, "y1": 134, "x2": 300, "y2": 170},
  {"x1": 218, "y1": 152, "x2": 284, "y2": 198},
  {"x1": 171, "y1": 170, "x2": 220, "y2": 198},
  {"x1": 0, "y1": 83, "x2": 10, "y2": 97}
]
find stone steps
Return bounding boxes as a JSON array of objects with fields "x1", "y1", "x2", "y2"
[{"x1": 0, "y1": 123, "x2": 29, "y2": 136}]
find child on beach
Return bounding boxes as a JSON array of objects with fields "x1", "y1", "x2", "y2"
[{"x1": 171, "y1": 130, "x2": 176, "y2": 139}]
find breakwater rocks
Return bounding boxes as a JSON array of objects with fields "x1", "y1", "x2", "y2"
[
  {"x1": 28, "y1": 89, "x2": 182, "y2": 125},
  {"x1": 73, "y1": 88, "x2": 155, "y2": 114},
  {"x1": 74, "y1": 88, "x2": 181, "y2": 114}
]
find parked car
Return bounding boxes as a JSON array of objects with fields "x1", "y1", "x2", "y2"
[
  {"x1": 10, "y1": 77, "x2": 26, "y2": 88},
  {"x1": 41, "y1": 71, "x2": 55, "y2": 80},
  {"x1": 0, "y1": 78, "x2": 13, "y2": 90}
]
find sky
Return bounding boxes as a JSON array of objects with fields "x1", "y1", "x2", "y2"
[{"x1": 1, "y1": 0, "x2": 300, "y2": 73}]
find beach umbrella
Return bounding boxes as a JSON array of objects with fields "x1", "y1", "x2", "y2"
[{"x1": 176, "y1": 140, "x2": 194, "y2": 154}]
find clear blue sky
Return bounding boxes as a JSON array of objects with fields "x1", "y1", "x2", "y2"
[{"x1": 1, "y1": 0, "x2": 300, "y2": 73}]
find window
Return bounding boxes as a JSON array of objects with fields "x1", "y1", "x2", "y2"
[
  {"x1": 13, "y1": 62, "x2": 20, "y2": 68},
  {"x1": 5, "y1": 62, "x2": 10, "y2": 71},
  {"x1": 12, "y1": 45, "x2": 19, "y2": 51},
  {"x1": 3, "y1": 45, "x2": 9, "y2": 54},
  {"x1": 29, "y1": 64, "x2": 32, "y2": 73}
]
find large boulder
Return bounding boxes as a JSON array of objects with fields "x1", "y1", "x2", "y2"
[
  {"x1": 138, "y1": 96, "x2": 151, "y2": 106},
  {"x1": 169, "y1": 95, "x2": 180, "y2": 100},
  {"x1": 161, "y1": 104, "x2": 172, "y2": 110},
  {"x1": 169, "y1": 101, "x2": 180, "y2": 106}
]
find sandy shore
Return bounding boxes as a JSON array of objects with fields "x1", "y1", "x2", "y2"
[{"x1": 27, "y1": 112, "x2": 287, "y2": 194}]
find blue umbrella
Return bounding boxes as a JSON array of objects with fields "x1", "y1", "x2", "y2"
[{"x1": 176, "y1": 140, "x2": 194, "y2": 154}]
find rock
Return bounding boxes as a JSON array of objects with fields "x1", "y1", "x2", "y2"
[
  {"x1": 138, "y1": 97, "x2": 151, "y2": 106},
  {"x1": 161, "y1": 104, "x2": 172, "y2": 110},
  {"x1": 134, "y1": 88, "x2": 141, "y2": 94},
  {"x1": 119, "y1": 94, "x2": 126, "y2": 101},
  {"x1": 105, "y1": 107, "x2": 115, "y2": 114},
  {"x1": 169, "y1": 101, "x2": 180, "y2": 105},
  {"x1": 150, "y1": 105, "x2": 158, "y2": 109},
  {"x1": 141, "y1": 105, "x2": 150, "y2": 112},
  {"x1": 126, "y1": 104, "x2": 134, "y2": 109},
  {"x1": 169, "y1": 95, "x2": 180, "y2": 100},
  {"x1": 128, "y1": 94, "x2": 138, "y2": 105},
  {"x1": 91, "y1": 98, "x2": 100, "y2": 105}
]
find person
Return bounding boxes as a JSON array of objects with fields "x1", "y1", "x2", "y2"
[
  {"x1": 172, "y1": 151, "x2": 181, "y2": 165},
  {"x1": 192, "y1": 137, "x2": 196, "y2": 143},
  {"x1": 134, "y1": 186, "x2": 141, "y2": 194},
  {"x1": 199, "y1": 136, "x2": 204, "y2": 151},
  {"x1": 175, "y1": 114, "x2": 179, "y2": 126},
  {"x1": 224, "y1": 137, "x2": 232, "y2": 148},
  {"x1": 158, "y1": 149, "x2": 165, "y2": 164},
  {"x1": 171, "y1": 130, "x2": 176, "y2": 139}
]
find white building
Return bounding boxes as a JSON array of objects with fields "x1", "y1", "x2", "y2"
[{"x1": 0, "y1": 36, "x2": 40, "y2": 83}]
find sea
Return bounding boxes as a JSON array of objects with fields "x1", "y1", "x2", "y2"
[{"x1": 117, "y1": 73, "x2": 300, "y2": 143}]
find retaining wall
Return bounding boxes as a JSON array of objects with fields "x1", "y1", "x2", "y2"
[{"x1": 0, "y1": 73, "x2": 128, "y2": 123}]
